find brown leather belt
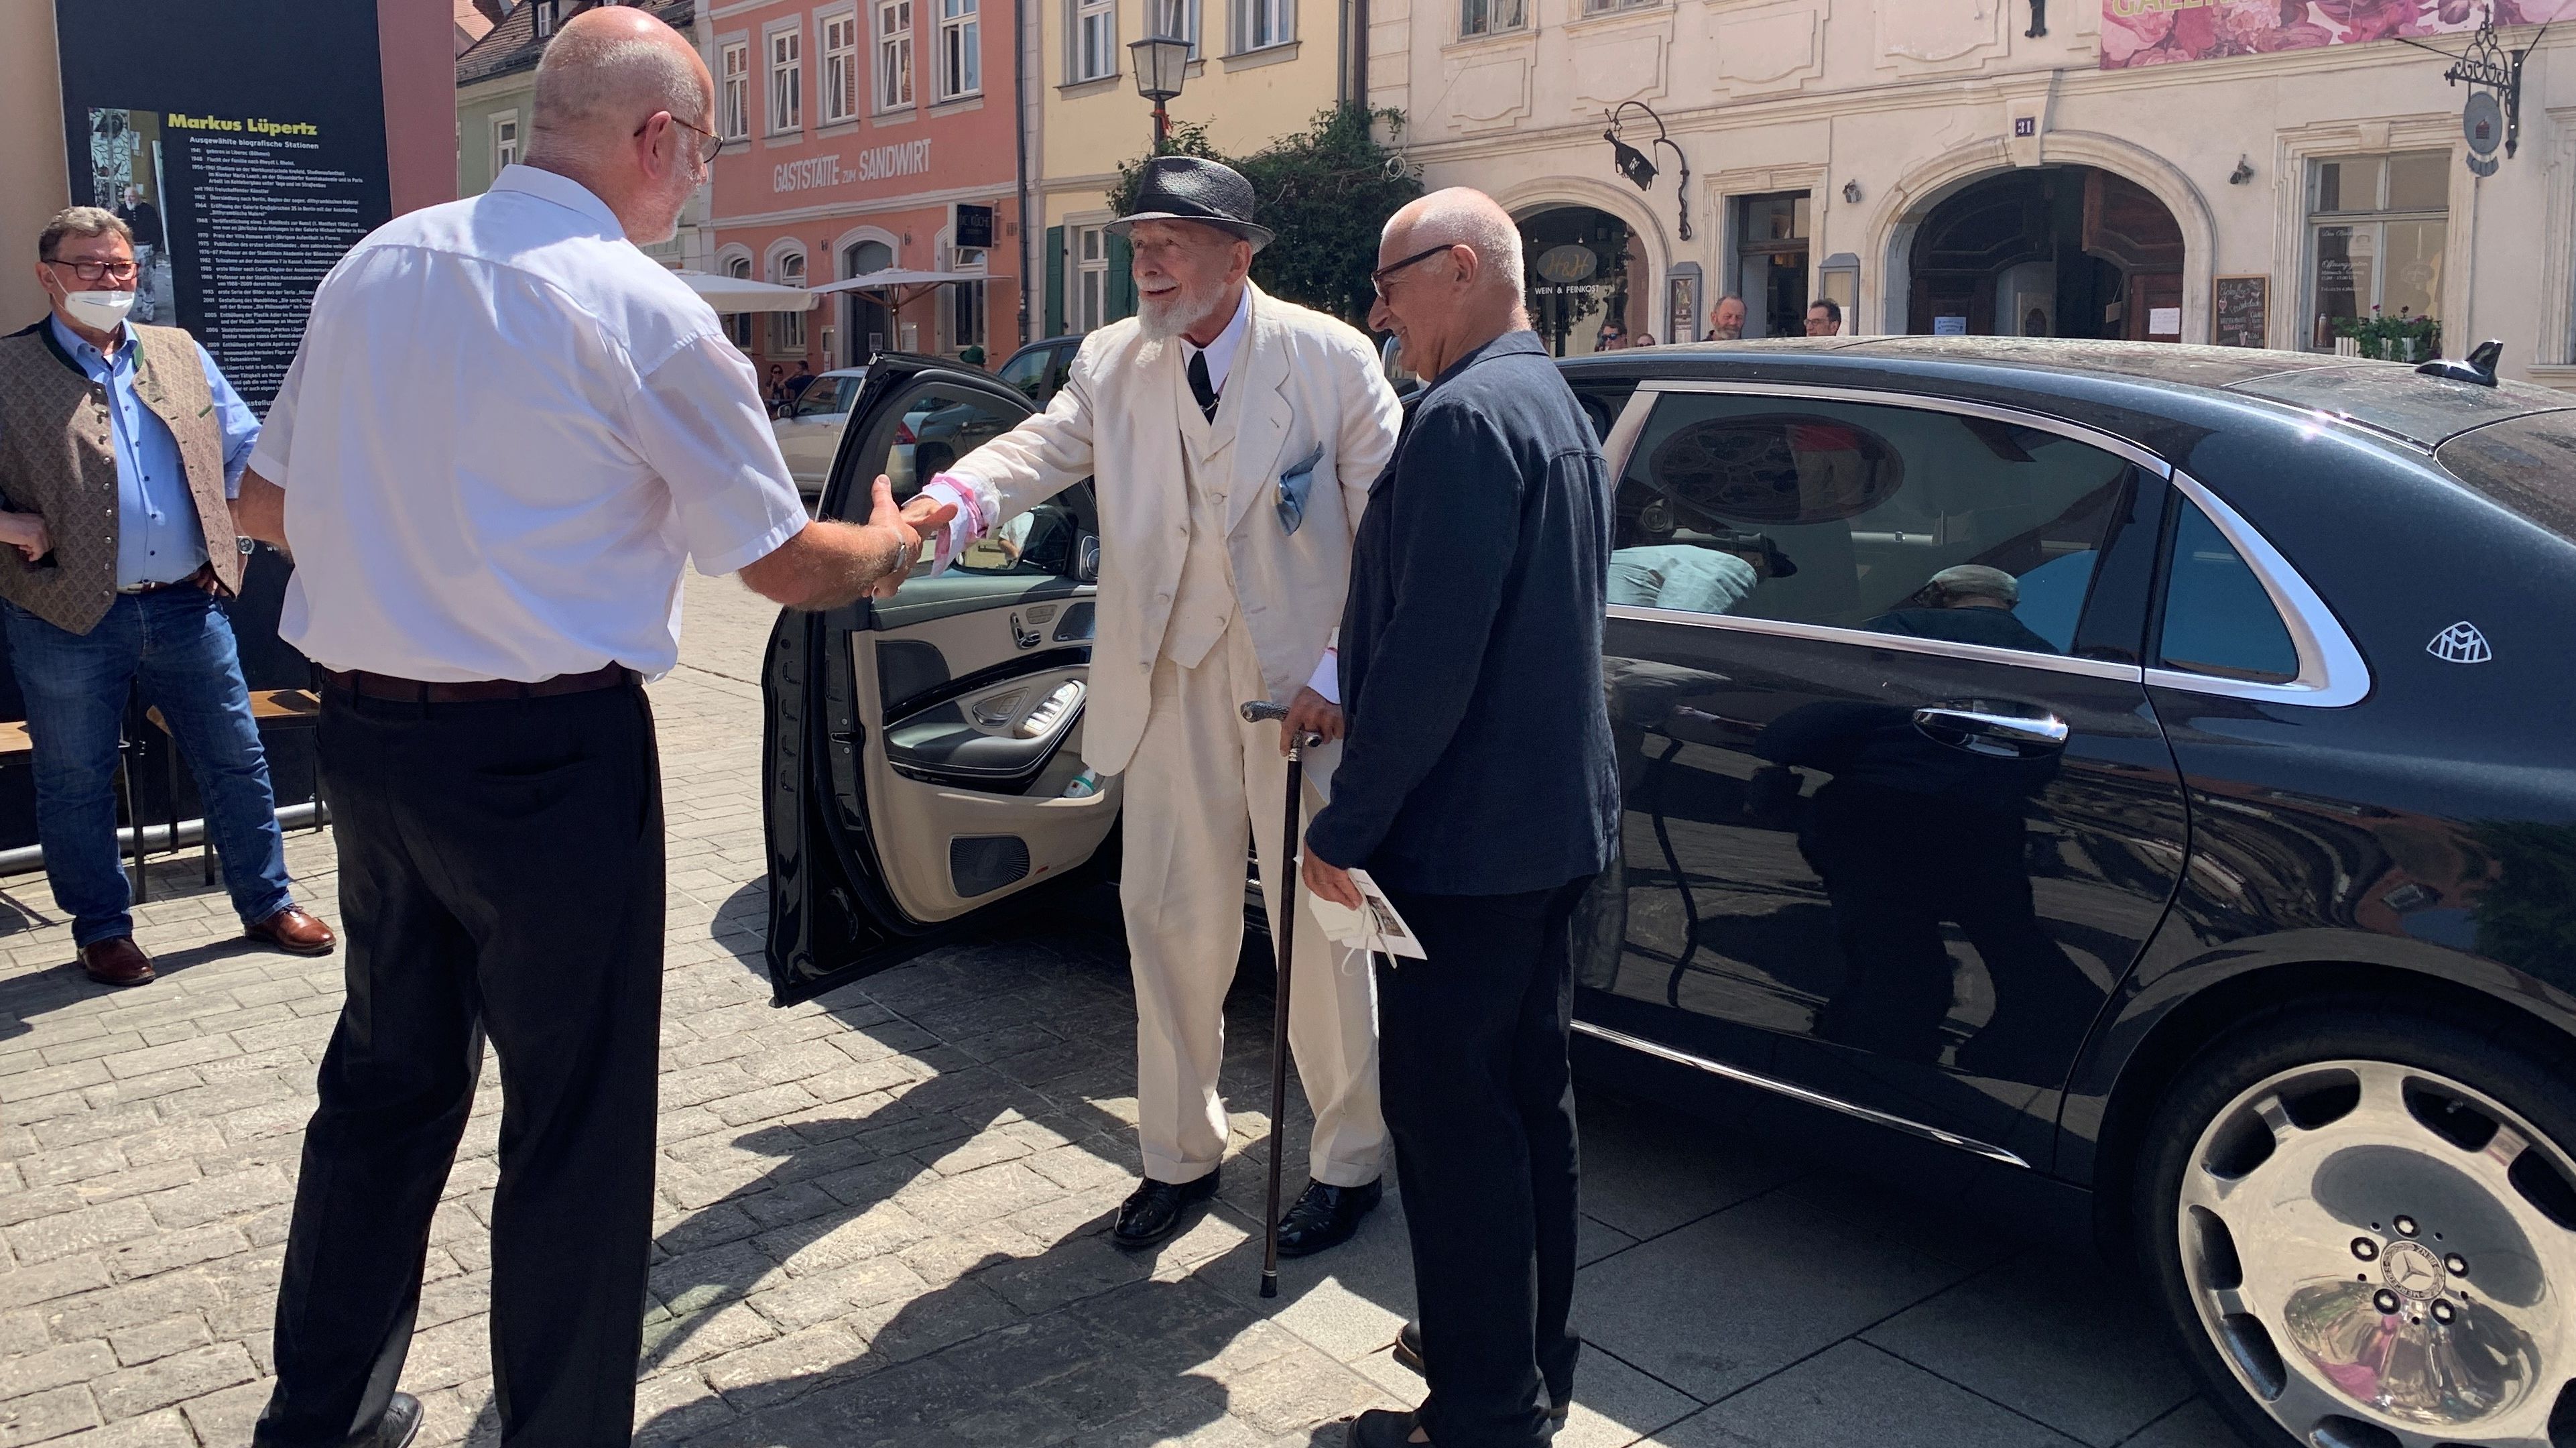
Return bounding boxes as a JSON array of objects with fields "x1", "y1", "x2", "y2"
[{"x1": 320, "y1": 662, "x2": 635, "y2": 704}]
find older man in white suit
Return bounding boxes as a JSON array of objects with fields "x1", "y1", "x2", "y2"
[{"x1": 907, "y1": 157, "x2": 1404, "y2": 1253}]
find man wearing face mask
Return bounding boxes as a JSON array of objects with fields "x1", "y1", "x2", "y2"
[
  {"x1": 906, "y1": 156, "x2": 1405, "y2": 1258},
  {"x1": 0, "y1": 207, "x2": 332, "y2": 991}
]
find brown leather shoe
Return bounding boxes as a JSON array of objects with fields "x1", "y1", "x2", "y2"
[
  {"x1": 79, "y1": 937, "x2": 155, "y2": 987},
  {"x1": 245, "y1": 907, "x2": 336, "y2": 956}
]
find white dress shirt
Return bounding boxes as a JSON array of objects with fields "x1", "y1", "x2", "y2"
[
  {"x1": 1177, "y1": 285, "x2": 1251, "y2": 398},
  {"x1": 251, "y1": 165, "x2": 808, "y2": 682}
]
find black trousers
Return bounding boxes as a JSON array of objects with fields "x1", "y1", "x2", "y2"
[
  {"x1": 255, "y1": 683, "x2": 665, "y2": 1448},
  {"x1": 1376, "y1": 877, "x2": 1592, "y2": 1448}
]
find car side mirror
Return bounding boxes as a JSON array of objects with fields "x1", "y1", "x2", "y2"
[{"x1": 1076, "y1": 534, "x2": 1101, "y2": 584}]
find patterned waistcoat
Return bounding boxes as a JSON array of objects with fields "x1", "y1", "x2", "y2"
[{"x1": 0, "y1": 319, "x2": 243, "y2": 634}]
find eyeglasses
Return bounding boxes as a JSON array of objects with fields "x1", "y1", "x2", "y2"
[
  {"x1": 638, "y1": 111, "x2": 729, "y2": 166},
  {"x1": 45, "y1": 258, "x2": 138, "y2": 284},
  {"x1": 1370, "y1": 242, "x2": 1459, "y2": 300}
]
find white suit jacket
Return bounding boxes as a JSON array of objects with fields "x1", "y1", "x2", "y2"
[{"x1": 942, "y1": 285, "x2": 1402, "y2": 776}]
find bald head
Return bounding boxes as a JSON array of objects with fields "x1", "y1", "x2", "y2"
[
  {"x1": 1369, "y1": 187, "x2": 1528, "y2": 379},
  {"x1": 522, "y1": 5, "x2": 715, "y2": 244},
  {"x1": 529, "y1": 5, "x2": 711, "y2": 160},
  {"x1": 1384, "y1": 188, "x2": 1523, "y2": 300}
]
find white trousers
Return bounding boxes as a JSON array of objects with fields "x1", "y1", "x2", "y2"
[{"x1": 1117, "y1": 619, "x2": 1386, "y2": 1188}]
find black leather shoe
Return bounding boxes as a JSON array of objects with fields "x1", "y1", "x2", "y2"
[
  {"x1": 1394, "y1": 1322, "x2": 1570, "y2": 1423},
  {"x1": 349, "y1": 1393, "x2": 422, "y2": 1448},
  {"x1": 1348, "y1": 1408, "x2": 1422, "y2": 1446},
  {"x1": 1111, "y1": 1169, "x2": 1219, "y2": 1250},
  {"x1": 1276, "y1": 1176, "x2": 1381, "y2": 1258}
]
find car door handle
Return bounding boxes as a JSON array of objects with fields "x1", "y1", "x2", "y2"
[{"x1": 1912, "y1": 705, "x2": 2069, "y2": 755}]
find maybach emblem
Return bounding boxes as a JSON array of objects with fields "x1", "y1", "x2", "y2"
[{"x1": 2427, "y1": 621, "x2": 2492, "y2": 664}]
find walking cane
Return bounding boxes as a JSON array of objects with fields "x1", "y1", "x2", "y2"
[{"x1": 1239, "y1": 699, "x2": 1321, "y2": 1300}]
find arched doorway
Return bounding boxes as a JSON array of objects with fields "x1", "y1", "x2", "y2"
[
  {"x1": 1517, "y1": 206, "x2": 1644, "y2": 357},
  {"x1": 1908, "y1": 168, "x2": 2183, "y2": 341},
  {"x1": 843, "y1": 239, "x2": 894, "y2": 363}
]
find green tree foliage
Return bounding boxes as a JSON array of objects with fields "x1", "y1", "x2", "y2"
[{"x1": 1112, "y1": 106, "x2": 1422, "y2": 327}]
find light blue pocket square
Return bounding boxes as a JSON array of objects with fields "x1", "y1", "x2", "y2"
[{"x1": 1276, "y1": 444, "x2": 1324, "y2": 535}]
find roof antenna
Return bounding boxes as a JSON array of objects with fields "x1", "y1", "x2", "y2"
[{"x1": 2418, "y1": 338, "x2": 2503, "y2": 387}]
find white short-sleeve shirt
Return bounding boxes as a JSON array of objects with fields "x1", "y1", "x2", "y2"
[{"x1": 251, "y1": 165, "x2": 808, "y2": 682}]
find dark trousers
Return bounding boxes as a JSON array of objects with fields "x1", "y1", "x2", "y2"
[
  {"x1": 255, "y1": 682, "x2": 665, "y2": 1448},
  {"x1": 1376, "y1": 878, "x2": 1592, "y2": 1448}
]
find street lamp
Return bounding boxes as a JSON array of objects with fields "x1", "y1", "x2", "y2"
[{"x1": 1130, "y1": 34, "x2": 1190, "y2": 152}]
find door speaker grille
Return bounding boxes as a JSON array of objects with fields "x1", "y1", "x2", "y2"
[{"x1": 950, "y1": 836, "x2": 1032, "y2": 898}]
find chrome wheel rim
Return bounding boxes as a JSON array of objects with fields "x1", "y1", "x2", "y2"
[{"x1": 2178, "y1": 1059, "x2": 2576, "y2": 1447}]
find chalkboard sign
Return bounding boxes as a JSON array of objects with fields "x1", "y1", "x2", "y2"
[{"x1": 2215, "y1": 275, "x2": 2268, "y2": 349}]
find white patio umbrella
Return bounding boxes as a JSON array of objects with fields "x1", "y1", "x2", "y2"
[{"x1": 671, "y1": 269, "x2": 818, "y2": 314}]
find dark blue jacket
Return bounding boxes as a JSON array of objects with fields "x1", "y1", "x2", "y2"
[{"x1": 1305, "y1": 330, "x2": 1620, "y2": 896}]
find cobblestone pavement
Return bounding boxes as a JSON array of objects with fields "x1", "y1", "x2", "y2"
[{"x1": 0, "y1": 573, "x2": 2244, "y2": 1448}]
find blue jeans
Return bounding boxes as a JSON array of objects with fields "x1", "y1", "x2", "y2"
[{"x1": 3, "y1": 590, "x2": 295, "y2": 947}]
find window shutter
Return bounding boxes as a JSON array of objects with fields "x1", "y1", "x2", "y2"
[
  {"x1": 1107, "y1": 232, "x2": 1136, "y2": 320},
  {"x1": 1045, "y1": 226, "x2": 1066, "y2": 337}
]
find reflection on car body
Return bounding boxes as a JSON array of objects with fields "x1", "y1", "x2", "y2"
[{"x1": 765, "y1": 337, "x2": 2576, "y2": 1448}]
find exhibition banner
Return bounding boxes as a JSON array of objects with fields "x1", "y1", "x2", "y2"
[
  {"x1": 2103, "y1": 1, "x2": 2576, "y2": 71},
  {"x1": 54, "y1": 0, "x2": 393, "y2": 410}
]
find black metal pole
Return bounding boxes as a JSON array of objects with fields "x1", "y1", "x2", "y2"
[{"x1": 1153, "y1": 102, "x2": 1169, "y2": 154}]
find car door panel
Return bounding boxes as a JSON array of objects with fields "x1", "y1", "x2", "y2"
[
  {"x1": 765, "y1": 361, "x2": 1118, "y2": 1006},
  {"x1": 1577, "y1": 383, "x2": 2190, "y2": 1165}
]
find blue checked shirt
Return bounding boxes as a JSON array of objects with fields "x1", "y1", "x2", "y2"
[{"x1": 44, "y1": 316, "x2": 259, "y2": 589}]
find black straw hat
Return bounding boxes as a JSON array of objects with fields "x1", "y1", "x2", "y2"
[{"x1": 1107, "y1": 156, "x2": 1273, "y2": 251}]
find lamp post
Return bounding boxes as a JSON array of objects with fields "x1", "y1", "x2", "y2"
[{"x1": 1130, "y1": 34, "x2": 1190, "y2": 152}]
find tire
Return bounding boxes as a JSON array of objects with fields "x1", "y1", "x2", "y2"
[{"x1": 2132, "y1": 994, "x2": 2576, "y2": 1448}]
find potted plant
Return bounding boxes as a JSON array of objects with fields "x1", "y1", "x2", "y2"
[{"x1": 2333, "y1": 304, "x2": 2441, "y2": 362}]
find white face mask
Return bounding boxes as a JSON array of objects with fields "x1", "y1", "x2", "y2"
[{"x1": 62, "y1": 289, "x2": 136, "y2": 333}]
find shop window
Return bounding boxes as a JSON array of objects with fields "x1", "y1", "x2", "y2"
[
  {"x1": 775, "y1": 252, "x2": 808, "y2": 353},
  {"x1": 876, "y1": 0, "x2": 914, "y2": 109},
  {"x1": 938, "y1": 0, "x2": 981, "y2": 99},
  {"x1": 1073, "y1": 225, "x2": 1108, "y2": 332},
  {"x1": 491, "y1": 113, "x2": 519, "y2": 174},
  {"x1": 1732, "y1": 191, "x2": 1810, "y2": 340},
  {"x1": 725, "y1": 257, "x2": 755, "y2": 350},
  {"x1": 719, "y1": 42, "x2": 750, "y2": 138},
  {"x1": 822, "y1": 11, "x2": 861, "y2": 123},
  {"x1": 1071, "y1": 0, "x2": 1117, "y2": 81},
  {"x1": 1152, "y1": 0, "x2": 1203, "y2": 56},
  {"x1": 950, "y1": 280, "x2": 986, "y2": 351},
  {"x1": 2306, "y1": 151, "x2": 2447, "y2": 350},
  {"x1": 1234, "y1": 0, "x2": 1291, "y2": 52},
  {"x1": 769, "y1": 25, "x2": 804, "y2": 133},
  {"x1": 1460, "y1": 0, "x2": 1526, "y2": 38}
]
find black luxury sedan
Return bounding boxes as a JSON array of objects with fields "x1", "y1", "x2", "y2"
[{"x1": 763, "y1": 335, "x2": 2576, "y2": 1448}]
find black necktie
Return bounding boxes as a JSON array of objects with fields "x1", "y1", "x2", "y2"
[{"x1": 1186, "y1": 349, "x2": 1219, "y2": 422}]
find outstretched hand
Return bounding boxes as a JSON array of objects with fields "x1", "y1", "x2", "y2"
[{"x1": 867, "y1": 474, "x2": 954, "y2": 599}]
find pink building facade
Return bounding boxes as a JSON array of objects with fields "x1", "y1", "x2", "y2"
[{"x1": 703, "y1": 0, "x2": 1025, "y2": 374}]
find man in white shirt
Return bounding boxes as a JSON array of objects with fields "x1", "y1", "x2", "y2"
[
  {"x1": 908, "y1": 158, "x2": 1403, "y2": 1258},
  {"x1": 233, "y1": 11, "x2": 942, "y2": 1446}
]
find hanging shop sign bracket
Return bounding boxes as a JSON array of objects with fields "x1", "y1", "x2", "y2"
[
  {"x1": 1603, "y1": 101, "x2": 1692, "y2": 241},
  {"x1": 2397, "y1": 10, "x2": 2544, "y2": 175}
]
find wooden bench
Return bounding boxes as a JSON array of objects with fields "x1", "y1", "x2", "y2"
[{"x1": 141, "y1": 688, "x2": 324, "y2": 888}]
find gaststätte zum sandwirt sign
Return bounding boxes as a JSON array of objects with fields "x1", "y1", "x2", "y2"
[
  {"x1": 2101, "y1": 0, "x2": 2576, "y2": 71},
  {"x1": 773, "y1": 138, "x2": 935, "y2": 194}
]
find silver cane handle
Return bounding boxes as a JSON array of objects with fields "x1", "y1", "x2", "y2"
[{"x1": 1239, "y1": 700, "x2": 1323, "y2": 750}]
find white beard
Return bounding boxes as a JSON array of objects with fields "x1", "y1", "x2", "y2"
[{"x1": 1137, "y1": 278, "x2": 1227, "y2": 341}]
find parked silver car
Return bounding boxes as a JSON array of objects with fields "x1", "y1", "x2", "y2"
[{"x1": 770, "y1": 367, "x2": 866, "y2": 495}]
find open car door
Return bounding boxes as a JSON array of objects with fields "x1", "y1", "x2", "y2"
[{"x1": 763, "y1": 357, "x2": 1121, "y2": 1005}]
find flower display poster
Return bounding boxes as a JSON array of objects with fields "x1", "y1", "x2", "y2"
[{"x1": 2103, "y1": 0, "x2": 2576, "y2": 72}]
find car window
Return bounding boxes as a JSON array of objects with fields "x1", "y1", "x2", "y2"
[
  {"x1": 1611, "y1": 392, "x2": 2138, "y2": 656},
  {"x1": 870, "y1": 383, "x2": 1096, "y2": 581},
  {"x1": 789, "y1": 377, "x2": 856, "y2": 419},
  {"x1": 2156, "y1": 497, "x2": 2299, "y2": 683},
  {"x1": 996, "y1": 348, "x2": 1050, "y2": 403}
]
